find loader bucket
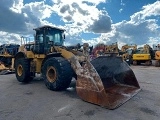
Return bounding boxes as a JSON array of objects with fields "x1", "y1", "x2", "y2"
[{"x1": 76, "y1": 56, "x2": 141, "y2": 109}]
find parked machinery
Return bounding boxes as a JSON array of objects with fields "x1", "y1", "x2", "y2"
[
  {"x1": 90, "y1": 43, "x2": 105, "y2": 59},
  {"x1": 155, "y1": 51, "x2": 160, "y2": 67},
  {"x1": 120, "y1": 44, "x2": 137, "y2": 60},
  {"x1": 91, "y1": 42, "x2": 119, "y2": 59},
  {"x1": 132, "y1": 44, "x2": 155, "y2": 66},
  {"x1": 154, "y1": 44, "x2": 160, "y2": 67},
  {"x1": 14, "y1": 25, "x2": 140, "y2": 109},
  {"x1": 105, "y1": 42, "x2": 119, "y2": 55},
  {"x1": 152, "y1": 44, "x2": 160, "y2": 67},
  {"x1": 0, "y1": 44, "x2": 20, "y2": 74}
]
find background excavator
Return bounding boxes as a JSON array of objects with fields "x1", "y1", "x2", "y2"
[
  {"x1": 14, "y1": 25, "x2": 141, "y2": 109},
  {"x1": 0, "y1": 44, "x2": 20, "y2": 74},
  {"x1": 132, "y1": 44, "x2": 155, "y2": 66}
]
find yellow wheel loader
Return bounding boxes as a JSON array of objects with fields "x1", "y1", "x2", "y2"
[
  {"x1": 0, "y1": 44, "x2": 20, "y2": 75},
  {"x1": 14, "y1": 25, "x2": 140, "y2": 109}
]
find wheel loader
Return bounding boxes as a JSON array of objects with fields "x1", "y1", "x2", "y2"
[
  {"x1": 0, "y1": 44, "x2": 20, "y2": 75},
  {"x1": 14, "y1": 25, "x2": 141, "y2": 109}
]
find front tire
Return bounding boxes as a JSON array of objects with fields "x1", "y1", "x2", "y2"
[
  {"x1": 15, "y1": 58, "x2": 33, "y2": 83},
  {"x1": 42, "y1": 57, "x2": 73, "y2": 91}
]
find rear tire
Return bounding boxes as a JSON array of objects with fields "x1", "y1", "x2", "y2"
[
  {"x1": 42, "y1": 57, "x2": 73, "y2": 91},
  {"x1": 15, "y1": 58, "x2": 33, "y2": 83}
]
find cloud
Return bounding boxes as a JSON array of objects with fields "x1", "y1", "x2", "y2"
[
  {"x1": 64, "y1": 15, "x2": 73, "y2": 22},
  {"x1": 88, "y1": 14, "x2": 112, "y2": 33},
  {"x1": 52, "y1": 0, "x2": 111, "y2": 45},
  {"x1": 0, "y1": 0, "x2": 55, "y2": 44},
  {"x1": 119, "y1": 8, "x2": 123, "y2": 13},
  {"x1": 77, "y1": 22, "x2": 83, "y2": 26},
  {"x1": 117, "y1": 19, "x2": 159, "y2": 44},
  {"x1": 60, "y1": 4, "x2": 70, "y2": 13},
  {"x1": 0, "y1": 31, "x2": 21, "y2": 44},
  {"x1": 0, "y1": 0, "x2": 110, "y2": 45},
  {"x1": 120, "y1": 0, "x2": 125, "y2": 6},
  {"x1": 130, "y1": 1, "x2": 160, "y2": 22},
  {"x1": 0, "y1": 0, "x2": 54, "y2": 34},
  {"x1": 99, "y1": 19, "x2": 160, "y2": 48},
  {"x1": 0, "y1": 0, "x2": 27, "y2": 33},
  {"x1": 97, "y1": 1, "x2": 160, "y2": 48},
  {"x1": 53, "y1": 0, "x2": 105, "y2": 6},
  {"x1": 0, "y1": 0, "x2": 159, "y2": 48},
  {"x1": 141, "y1": 1, "x2": 160, "y2": 19},
  {"x1": 71, "y1": 2, "x2": 89, "y2": 16}
]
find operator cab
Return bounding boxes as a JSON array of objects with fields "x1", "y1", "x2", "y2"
[{"x1": 33, "y1": 25, "x2": 65, "y2": 54}]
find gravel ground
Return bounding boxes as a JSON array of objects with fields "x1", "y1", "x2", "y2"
[{"x1": 0, "y1": 65, "x2": 160, "y2": 120}]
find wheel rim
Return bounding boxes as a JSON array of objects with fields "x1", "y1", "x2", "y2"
[
  {"x1": 47, "y1": 66, "x2": 57, "y2": 83},
  {"x1": 17, "y1": 65, "x2": 23, "y2": 76}
]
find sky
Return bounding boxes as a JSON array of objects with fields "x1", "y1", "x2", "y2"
[{"x1": 0, "y1": 0, "x2": 160, "y2": 48}]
